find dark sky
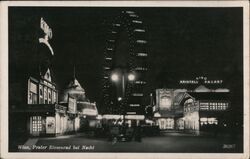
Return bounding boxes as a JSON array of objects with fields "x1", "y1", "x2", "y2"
[{"x1": 9, "y1": 7, "x2": 243, "y2": 109}]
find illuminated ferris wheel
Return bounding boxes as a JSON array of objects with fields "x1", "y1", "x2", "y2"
[{"x1": 102, "y1": 10, "x2": 148, "y2": 115}]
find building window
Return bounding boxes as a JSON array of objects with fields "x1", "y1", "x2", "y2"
[
  {"x1": 44, "y1": 87, "x2": 47, "y2": 104},
  {"x1": 132, "y1": 93, "x2": 143, "y2": 97},
  {"x1": 137, "y1": 53, "x2": 148, "y2": 57},
  {"x1": 40, "y1": 89, "x2": 43, "y2": 97},
  {"x1": 209, "y1": 102, "x2": 218, "y2": 110},
  {"x1": 48, "y1": 89, "x2": 51, "y2": 104},
  {"x1": 135, "y1": 67, "x2": 148, "y2": 71},
  {"x1": 46, "y1": 73, "x2": 50, "y2": 79},
  {"x1": 200, "y1": 117, "x2": 218, "y2": 125},
  {"x1": 217, "y1": 102, "x2": 229, "y2": 110},
  {"x1": 129, "y1": 104, "x2": 140, "y2": 107},
  {"x1": 135, "y1": 81, "x2": 146, "y2": 84},
  {"x1": 29, "y1": 92, "x2": 37, "y2": 104},
  {"x1": 207, "y1": 102, "x2": 229, "y2": 111},
  {"x1": 29, "y1": 81, "x2": 38, "y2": 104},
  {"x1": 200, "y1": 102, "x2": 209, "y2": 110},
  {"x1": 39, "y1": 86, "x2": 43, "y2": 104},
  {"x1": 32, "y1": 116, "x2": 42, "y2": 132},
  {"x1": 48, "y1": 92, "x2": 51, "y2": 104},
  {"x1": 54, "y1": 91, "x2": 57, "y2": 103},
  {"x1": 51, "y1": 91, "x2": 54, "y2": 104}
]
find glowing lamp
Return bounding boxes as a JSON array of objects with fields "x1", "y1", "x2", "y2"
[
  {"x1": 111, "y1": 73, "x2": 119, "y2": 82},
  {"x1": 128, "y1": 73, "x2": 135, "y2": 81}
]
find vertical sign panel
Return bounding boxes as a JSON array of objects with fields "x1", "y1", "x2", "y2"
[{"x1": 46, "y1": 117, "x2": 55, "y2": 134}]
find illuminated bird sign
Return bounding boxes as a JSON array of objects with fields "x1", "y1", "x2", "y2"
[{"x1": 39, "y1": 17, "x2": 54, "y2": 56}]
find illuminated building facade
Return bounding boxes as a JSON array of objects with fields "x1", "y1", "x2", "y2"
[
  {"x1": 185, "y1": 92, "x2": 230, "y2": 133},
  {"x1": 154, "y1": 89, "x2": 187, "y2": 130},
  {"x1": 25, "y1": 71, "x2": 80, "y2": 136},
  {"x1": 10, "y1": 17, "x2": 81, "y2": 137},
  {"x1": 154, "y1": 76, "x2": 230, "y2": 133},
  {"x1": 102, "y1": 10, "x2": 148, "y2": 119},
  {"x1": 61, "y1": 75, "x2": 98, "y2": 131},
  {"x1": 28, "y1": 68, "x2": 58, "y2": 105}
]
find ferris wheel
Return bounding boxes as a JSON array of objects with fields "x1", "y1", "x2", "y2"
[{"x1": 102, "y1": 10, "x2": 148, "y2": 115}]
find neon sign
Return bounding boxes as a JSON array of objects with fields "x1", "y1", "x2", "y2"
[
  {"x1": 156, "y1": 89, "x2": 173, "y2": 110},
  {"x1": 179, "y1": 76, "x2": 223, "y2": 84},
  {"x1": 39, "y1": 17, "x2": 54, "y2": 55},
  {"x1": 40, "y1": 17, "x2": 52, "y2": 40}
]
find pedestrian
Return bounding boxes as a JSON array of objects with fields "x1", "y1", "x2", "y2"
[{"x1": 112, "y1": 136, "x2": 117, "y2": 145}]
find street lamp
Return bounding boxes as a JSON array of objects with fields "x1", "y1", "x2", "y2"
[
  {"x1": 110, "y1": 72, "x2": 136, "y2": 97},
  {"x1": 128, "y1": 73, "x2": 135, "y2": 81},
  {"x1": 110, "y1": 71, "x2": 136, "y2": 124},
  {"x1": 111, "y1": 74, "x2": 119, "y2": 82}
]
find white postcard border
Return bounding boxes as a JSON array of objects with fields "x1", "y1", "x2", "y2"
[{"x1": 0, "y1": 1, "x2": 249, "y2": 159}]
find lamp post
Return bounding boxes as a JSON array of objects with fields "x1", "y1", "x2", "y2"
[{"x1": 111, "y1": 71, "x2": 135, "y2": 125}]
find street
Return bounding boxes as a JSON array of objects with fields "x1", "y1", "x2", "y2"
[{"x1": 19, "y1": 132, "x2": 243, "y2": 153}]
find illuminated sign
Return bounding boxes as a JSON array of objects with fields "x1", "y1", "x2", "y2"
[
  {"x1": 55, "y1": 104, "x2": 67, "y2": 114},
  {"x1": 102, "y1": 115, "x2": 123, "y2": 119},
  {"x1": 30, "y1": 82, "x2": 37, "y2": 93},
  {"x1": 40, "y1": 17, "x2": 52, "y2": 39},
  {"x1": 125, "y1": 115, "x2": 145, "y2": 120},
  {"x1": 46, "y1": 117, "x2": 55, "y2": 134},
  {"x1": 184, "y1": 101, "x2": 199, "y2": 114},
  {"x1": 68, "y1": 96, "x2": 77, "y2": 113},
  {"x1": 156, "y1": 89, "x2": 173, "y2": 110},
  {"x1": 101, "y1": 114, "x2": 145, "y2": 120},
  {"x1": 179, "y1": 76, "x2": 223, "y2": 84},
  {"x1": 127, "y1": 112, "x2": 136, "y2": 115},
  {"x1": 161, "y1": 96, "x2": 171, "y2": 108},
  {"x1": 82, "y1": 109, "x2": 98, "y2": 116},
  {"x1": 39, "y1": 17, "x2": 54, "y2": 55}
]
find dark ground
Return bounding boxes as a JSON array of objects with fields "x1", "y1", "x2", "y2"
[{"x1": 14, "y1": 131, "x2": 243, "y2": 153}]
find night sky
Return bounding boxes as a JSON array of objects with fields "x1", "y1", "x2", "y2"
[{"x1": 9, "y1": 7, "x2": 243, "y2": 110}]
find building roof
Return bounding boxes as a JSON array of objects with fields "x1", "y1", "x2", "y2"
[
  {"x1": 67, "y1": 78, "x2": 85, "y2": 91},
  {"x1": 173, "y1": 92, "x2": 186, "y2": 105},
  {"x1": 194, "y1": 85, "x2": 211, "y2": 92},
  {"x1": 60, "y1": 77, "x2": 86, "y2": 102},
  {"x1": 214, "y1": 88, "x2": 230, "y2": 92}
]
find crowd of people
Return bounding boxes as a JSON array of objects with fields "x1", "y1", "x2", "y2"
[{"x1": 94, "y1": 119, "x2": 143, "y2": 142}]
